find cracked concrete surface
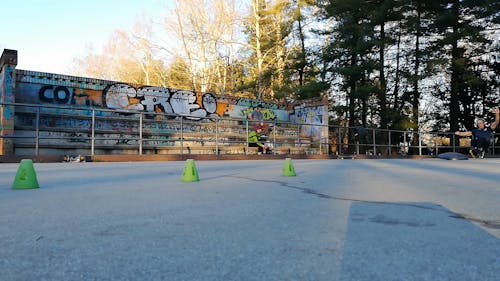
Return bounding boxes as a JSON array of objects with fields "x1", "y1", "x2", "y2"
[{"x1": 0, "y1": 159, "x2": 499, "y2": 280}]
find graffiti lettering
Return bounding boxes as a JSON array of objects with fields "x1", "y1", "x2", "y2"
[
  {"x1": 139, "y1": 87, "x2": 173, "y2": 114},
  {"x1": 5, "y1": 66, "x2": 14, "y2": 101},
  {"x1": 235, "y1": 98, "x2": 279, "y2": 110},
  {"x1": 103, "y1": 83, "x2": 144, "y2": 111},
  {"x1": 72, "y1": 91, "x2": 95, "y2": 106},
  {"x1": 54, "y1": 86, "x2": 71, "y2": 103},
  {"x1": 34, "y1": 83, "x2": 294, "y2": 122},
  {"x1": 294, "y1": 106, "x2": 323, "y2": 124},
  {"x1": 242, "y1": 107, "x2": 276, "y2": 121},
  {"x1": 293, "y1": 105, "x2": 327, "y2": 138},
  {"x1": 101, "y1": 84, "x2": 220, "y2": 120},
  {"x1": 202, "y1": 93, "x2": 217, "y2": 114},
  {"x1": 170, "y1": 90, "x2": 201, "y2": 117},
  {"x1": 38, "y1": 85, "x2": 72, "y2": 104}
]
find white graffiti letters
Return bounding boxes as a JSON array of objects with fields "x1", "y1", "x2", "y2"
[
  {"x1": 170, "y1": 90, "x2": 206, "y2": 119},
  {"x1": 139, "y1": 87, "x2": 174, "y2": 114},
  {"x1": 104, "y1": 83, "x2": 144, "y2": 111},
  {"x1": 102, "y1": 83, "x2": 218, "y2": 119},
  {"x1": 202, "y1": 93, "x2": 217, "y2": 114}
]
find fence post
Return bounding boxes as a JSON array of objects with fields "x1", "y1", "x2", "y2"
[
  {"x1": 338, "y1": 126, "x2": 342, "y2": 155},
  {"x1": 388, "y1": 130, "x2": 391, "y2": 156},
  {"x1": 35, "y1": 107, "x2": 40, "y2": 156},
  {"x1": 297, "y1": 124, "x2": 301, "y2": 146},
  {"x1": 493, "y1": 133, "x2": 497, "y2": 156},
  {"x1": 180, "y1": 117, "x2": 184, "y2": 156},
  {"x1": 326, "y1": 126, "x2": 330, "y2": 155},
  {"x1": 215, "y1": 117, "x2": 219, "y2": 155},
  {"x1": 272, "y1": 121, "x2": 276, "y2": 150},
  {"x1": 403, "y1": 130, "x2": 407, "y2": 152},
  {"x1": 419, "y1": 131, "x2": 422, "y2": 156},
  {"x1": 245, "y1": 120, "x2": 249, "y2": 155},
  {"x1": 435, "y1": 134, "x2": 438, "y2": 155},
  {"x1": 139, "y1": 113, "x2": 143, "y2": 155},
  {"x1": 373, "y1": 128, "x2": 376, "y2": 156},
  {"x1": 452, "y1": 133, "x2": 456, "y2": 152},
  {"x1": 319, "y1": 124, "x2": 322, "y2": 155},
  {"x1": 91, "y1": 109, "x2": 95, "y2": 156}
]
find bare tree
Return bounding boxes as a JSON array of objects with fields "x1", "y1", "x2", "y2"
[
  {"x1": 243, "y1": 0, "x2": 296, "y2": 99},
  {"x1": 166, "y1": 0, "x2": 240, "y2": 93},
  {"x1": 71, "y1": 20, "x2": 167, "y2": 86}
]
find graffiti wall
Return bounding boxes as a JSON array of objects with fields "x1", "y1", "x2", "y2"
[
  {"x1": 14, "y1": 70, "x2": 293, "y2": 122},
  {"x1": 0, "y1": 64, "x2": 16, "y2": 154},
  {"x1": 290, "y1": 98, "x2": 329, "y2": 142},
  {"x1": 1, "y1": 57, "x2": 329, "y2": 154}
]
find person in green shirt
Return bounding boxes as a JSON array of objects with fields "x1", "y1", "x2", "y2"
[{"x1": 248, "y1": 126, "x2": 266, "y2": 154}]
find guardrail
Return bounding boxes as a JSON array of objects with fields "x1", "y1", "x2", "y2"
[
  {"x1": 1, "y1": 102, "x2": 498, "y2": 157},
  {"x1": 331, "y1": 125, "x2": 498, "y2": 157}
]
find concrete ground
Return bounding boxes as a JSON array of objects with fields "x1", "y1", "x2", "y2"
[{"x1": 0, "y1": 159, "x2": 499, "y2": 281}]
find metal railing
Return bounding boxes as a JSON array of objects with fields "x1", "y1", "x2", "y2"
[
  {"x1": 0, "y1": 102, "x2": 498, "y2": 157},
  {"x1": 332, "y1": 126, "x2": 498, "y2": 157}
]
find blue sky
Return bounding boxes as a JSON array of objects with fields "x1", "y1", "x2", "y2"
[{"x1": 1, "y1": 0, "x2": 171, "y2": 74}]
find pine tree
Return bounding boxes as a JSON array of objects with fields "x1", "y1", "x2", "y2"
[
  {"x1": 319, "y1": 0, "x2": 378, "y2": 127},
  {"x1": 431, "y1": 0, "x2": 499, "y2": 132}
]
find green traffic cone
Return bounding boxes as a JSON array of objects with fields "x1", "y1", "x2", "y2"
[
  {"x1": 13, "y1": 159, "x2": 40, "y2": 189},
  {"x1": 182, "y1": 159, "x2": 200, "y2": 182},
  {"x1": 282, "y1": 158, "x2": 296, "y2": 177}
]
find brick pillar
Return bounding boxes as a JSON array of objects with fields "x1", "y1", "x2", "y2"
[{"x1": 0, "y1": 49, "x2": 17, "y2": 155}]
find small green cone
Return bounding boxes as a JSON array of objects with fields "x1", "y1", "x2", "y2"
[
  {"x1": 13, "y1": 159, "x2": 40, "y2": 189},
  {"x1": 182, "y1": 159, "x2": 200, "y2": 182},
  {"x1": 282, "y1": 158, "x2": 296, "y2": 177}
]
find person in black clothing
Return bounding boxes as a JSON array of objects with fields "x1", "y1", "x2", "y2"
[{"x1": 455, "y1": 108, "x2": 499, "y2": 158}]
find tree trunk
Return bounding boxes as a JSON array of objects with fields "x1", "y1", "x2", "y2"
[
  {"x1": 449, "y1": 0, "x2": 461, "y2": 133},
  {"x1": 393, "y1": 22, "x2": 402, "y2": 111},
  {"x1": 348, "y1": 54, "x2": 357, "y2": 128},
  {"x1": 296, "y1": 3, "x2": 306, "y2": 86},
  {"x1": 412, "y1": 2, "x2": 422, "y2": 129},
  {"x1": 252, "y1": 0, "x2": 264, "y2": 99},
  {"x1": 378, "y1": 21, "x2": 388, "y2": 130}
]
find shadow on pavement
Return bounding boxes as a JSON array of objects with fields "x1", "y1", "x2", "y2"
[{"x1": 339, "y1": 202, "x2": 500, "y2": 281}]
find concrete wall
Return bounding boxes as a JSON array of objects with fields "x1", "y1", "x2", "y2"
[
  {"x1": 0, "y1": 50, "x2": 17, "y2": 154},
  {"x1": 1, "y1": 49, "x2": 329, "y2": 155}
]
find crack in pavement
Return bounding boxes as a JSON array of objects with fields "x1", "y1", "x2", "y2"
[{"x1": 228, "y1": 175, "x2": 500, "y2": 230}]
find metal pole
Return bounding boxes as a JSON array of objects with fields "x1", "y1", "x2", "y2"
[
  {"x1": 180, "y1": 117, "x2": 184, "y2": 156},
  {"x1": 245, "y1": 120, "x2": 249, "y2": 155},
  {"x1": 338, "y1": 126, "x2": 342, "y2": 155},
  {"x1": 435, "y1": 134, "x2": 438, "y2": 155},
  {"x1": 403, "y1": 131, "x2": 407, "y2": 153},
  {"x1": 418, "y1": 131, "x2": 422, "y2": 156},
  {"x1": 215, "y1": 118, "x2": 219, "y2": 155},
  {"x1": 373, "y1": 128, "x2": 376, "y2": 156},
  {"x1": 388, "y1": 130, "x2": 391, "y2": 156},
  {"x1": 493, "y1": 133, "x2": 497, "y2": 156},
  {"x1": 35, "y1": 107, "x2": 40, "y2": 156},
  {"x1": 319, "y1": 124, "x2": 322, "y2": 155},
  {"x1": 452, "y1": 133, "x2": 456, "y2": 152},
  {"x1": 139, "y1": 113, "x2": 143, "y2": 155},
  {"x1": 297, "y1": 124, "x2": 301, "y2": 147},
  {"x1": 326, "y1": 126, "x2": 330, "y2": 155},
  {"x1": 91, "y1": 110, "x2": 95, "y2": 156},
  {"x1": 273, "y1": 121, "x2": 276, "y2": 151}
]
